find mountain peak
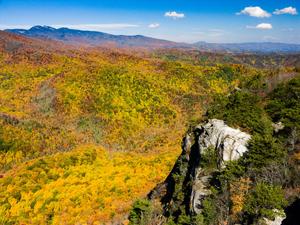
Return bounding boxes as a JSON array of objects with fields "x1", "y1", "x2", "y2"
[
  {"x1": 4, "y1": 26, "x2": 300, "y2": 52},
  {"x1": 5, "y1": 26, "x2": 182, "y2": 48},
  {"x1": 29, "y1": 25, "x2": 56, "y2": 31}
]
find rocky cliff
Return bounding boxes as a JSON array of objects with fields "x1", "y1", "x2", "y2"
[
  {"x1": 128, "y1": 76, "x2": 300, "y2": 225},
  {"x1": 149, "y1": 119, "x2": 251, "y2": 219},
  {"x1": 145, "y1": 119, "x2": 290, "y2": 225}
]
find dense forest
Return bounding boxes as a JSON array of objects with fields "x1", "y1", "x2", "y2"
[
  {"x1": 129, "y1": 71, "x2": 300, "y2": 225},
  {"x1": 0, "y1": 31, "x2": 299, "y2": 224}
]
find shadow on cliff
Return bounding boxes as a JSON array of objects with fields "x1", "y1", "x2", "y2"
[
  {"x1": 282, "y1": 198, "x2": 300, "y2": 225},
  {"x1": 148, "y1": 127, "x2": 203, "y2": 218}
]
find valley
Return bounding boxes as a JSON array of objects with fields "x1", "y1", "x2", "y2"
[{"x1": 0, "y1": 28, "x2": 299, "y2": 224}]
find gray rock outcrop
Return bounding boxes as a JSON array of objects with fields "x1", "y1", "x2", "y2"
[
  {"x1": 148, "y1": 119, "x2": 289, "y2": 224},
  {"x1": 191, "y1": 119, "x2": 251, "y2": 213},
  {"x1": 262, "y1": 212, "x2": 286, "y2": 225},
  {"x1": 196, "y1": 119, "x2": 251, "y2": 166},
  {"x1": 149, "y1": 119, "x2": 251, "y2": 215}
]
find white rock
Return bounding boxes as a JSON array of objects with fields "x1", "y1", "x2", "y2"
[
  {"x1": 272, "y1": 122, "x2": 285, "y2": 133},
  {"x1": 263, "y1": 215, "x2": 285, "y2": 225},
  {"x1": 191, "y1": 119, "x2": 251, "y2": 214},
  {"x1": 191, "y1": 171, "x2": 212, "y2": 214},
  {"x1": 261, "y1": 210, "x2": 286, "y2": 225},
  {"x1": 197, "y1": 119, "x2": 251, "y2": 166}
]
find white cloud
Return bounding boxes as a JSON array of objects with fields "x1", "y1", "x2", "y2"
[
  {"x1": 274, "y1": 7, "x2": 298, "y2": 15},
  {"x1": 165, "y1": 11, "x2": 185, "y2": 19},
  {"x1": 51, "y1": 24, "x2": 139, "y2": 31},
  {"x1": 247, "y1": 23, "x2": 273, "y2": 30},
  {"x1": 256, "y1": 23, "x2": 273, "y2": 30},
  {"x1": 148, "y1": 23, "x2": 160, "y2": 29},
  {"x1": 237, "y1": 6, "x2": 271, "y2": 18}
]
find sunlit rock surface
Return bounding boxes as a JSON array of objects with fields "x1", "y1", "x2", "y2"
[
  {"x1": 192, "y1": 119, "x2": 251, "y2": 213},
  {"x1": 149, "y1": 119, "x2": 251, "y2": 215},
  {"x1": 196, "y1": 119, "x2": 251, "y2": 166}
]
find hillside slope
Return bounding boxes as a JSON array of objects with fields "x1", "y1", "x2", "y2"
[
  {"x1": 0, "y1": 31, "x2": 249, "y2": 224},
  {"x1": 129, "y1": 76, "x2": 300, "y2": 225},
  {"x1": 5, "y1": 26, "x2": 300, "y2": 52},
  {"x1": 1, "y1": 31, "x2": 299, "y2": 224},
  {"x1": 5, "y1": 26, "x2": 300, "y2": 54},
  {"x1": 6, "y1": 26, "x2": 187, "y2": 48}
]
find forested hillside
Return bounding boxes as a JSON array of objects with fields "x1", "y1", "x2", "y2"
[
  {"x1": 0, "y1": 31, "x2": 299, "y2": 224},
  {"x1": 129, "y1": 74, "x2": 300, "y2": 225}
]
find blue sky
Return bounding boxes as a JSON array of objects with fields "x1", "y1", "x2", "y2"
[{"x1": 0, "y1": 0, "x2": 299, "y2": 43}]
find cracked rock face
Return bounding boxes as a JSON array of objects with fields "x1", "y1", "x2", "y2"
[
  {"x1": 192, "y1": 119, "x2": 251, "y2": 213},
  {"x1": 149, "y1": 119, "x2": 291, "y2": 223},
  {"x1": 149, "y1": 119, "x2": 252, "y2": 217},
  {"x1": 196, "y1": 119, "x2": 251, "y2": 166}
]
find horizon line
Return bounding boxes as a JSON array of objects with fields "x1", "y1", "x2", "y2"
[{"x1": 2, "y1": 24, "x2": 300, "y2": 45}]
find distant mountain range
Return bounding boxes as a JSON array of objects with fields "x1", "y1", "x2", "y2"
[
  {"x1": 5, "y1": 25, "x2": 186, "y2": 49},
  {"x1": 4, "y1": 25, "x2": 300, "y2": 53},
  {"x1": 0, "y1": 29, "x2": 65, "y2": 54},
  {"x1": 193, "y1": 41, "x2": 300, "y2": 53}
]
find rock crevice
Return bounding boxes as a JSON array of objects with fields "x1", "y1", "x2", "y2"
[{"x1": 149, "y1": 119, "x2": 251, "y2": 217}]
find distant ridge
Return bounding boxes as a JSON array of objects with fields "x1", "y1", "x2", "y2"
[
  {"x1": 0, "y1": 29, "x2": 68, "y2": 54},
  {"x1": 4, "y1": 25, "x2": 300, "y2": 53},
  {"x1": 193, "y1": 41, "x2": 300, "y2": 53},
  {"x1": 5, "y1": 25, "x2": 188, "y2": 49}
]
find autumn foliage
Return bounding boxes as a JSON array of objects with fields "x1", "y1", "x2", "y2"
[{"x1": 0, "y1": 31, "x2": 298, "y2": 224}]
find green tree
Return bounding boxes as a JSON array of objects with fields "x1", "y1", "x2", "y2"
[
  {"x1": 207, "y1": 91, "x2": 272, "y2": 135},
  {"x1": 243, "y1": 135, "x2": 286, "y2": 170},
  {"x1": 266, "y1": 77, "x2": 300, "y2": 143},
  {"x1": 129, "y1": 199, "x2": 153, "y2": 225},
  {"x1": 243, "y1": 183, "x2": 287, "y2": 221}
]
